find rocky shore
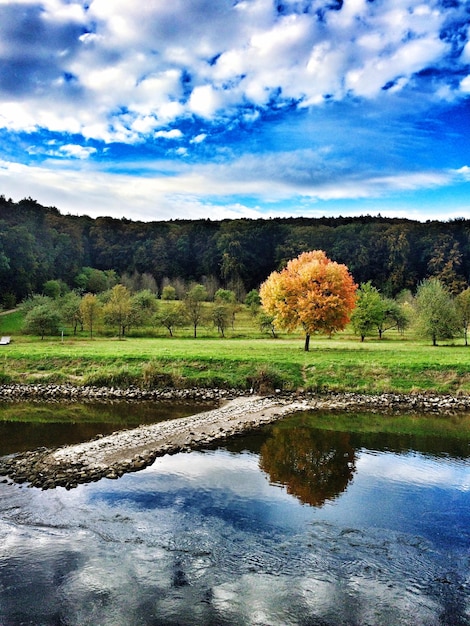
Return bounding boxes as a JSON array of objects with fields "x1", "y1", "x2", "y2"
[{"x1": 1, "y1": 385, "x2": 470, "y2": 491}]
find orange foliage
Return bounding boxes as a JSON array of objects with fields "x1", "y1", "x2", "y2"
[
  {"x1": 260, "y1": 250, "x2": 357, "y2": 342},
  {"x1": 259, "y1": 425, "x2": 356, "y2": 507}
]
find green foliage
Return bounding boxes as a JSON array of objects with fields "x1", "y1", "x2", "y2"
[
  {"x1": 2, "y1": 197, "x2": 470, "y2": 307},
  {"x1": 23, "y1": 303, "x2": 61, "y2": 339},
  {"x1": 161, "y1": 285, "x2": 177, "y2": 300},
  {"x1": 414, "y1": 278, "x2": 459, "y2": 346},
  {"x1": 129, "y1": 289, "x2": 158, "y2": 329},
  {"x1": 43, "y1": 279, "x2": 68, "y2": 299},
  {"x1": 212, "y1": 304, "x2": 230, "y2": 337},
  {"x1": 102, "y1": 284, "x2": 132, "y2": 339},
  {"x1": 20, "y1": 294, "x2": 52, "y2": 315},
  {"x1": 379, "y1": 297, "x2": 410, "y2": 337},
  {"x1": 351, "y1": 282, "x2": 384, "y2": 341},
  {"x1": 60, "y1": 291, "x2": 83, "y2": 335},
  {"x1": 214, "y1": 288, "x2": 236, "y2": 303},
  {"x1": 455, "y1": 287, "x2": 470, "y2": 346},
  {"x1": 183, "y1": 284, "x2": 208, "y2": 338},
  {"x1": 245, "y1": 289, "x2": 261, "y2": 308},
  {"x1": 155, "y1": 303, "x2": 183, "y2": 337},
  {"x1": 80, "y1": 293, "x2": 102, "y2": 338},
  {"x1": 258, "y1": 311, "x2": 277, "y2": 337},
  {"x1": 75, "y1": 267, "x2": 118, "y2": 294}
]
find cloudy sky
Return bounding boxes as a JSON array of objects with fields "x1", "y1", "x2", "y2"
[{"x1": 0, "y1": 0, "x2": 469, "y2": 222}]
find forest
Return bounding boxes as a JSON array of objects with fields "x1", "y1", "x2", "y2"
[{"x1": 1, "y1": 194, "x2": 469, "y2": 307}]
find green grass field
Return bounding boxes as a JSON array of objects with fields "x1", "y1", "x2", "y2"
[{"x1": 1, "y1": 307, "x2": 469, "y2": 394}]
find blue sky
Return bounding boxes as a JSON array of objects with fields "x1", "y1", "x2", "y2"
[{"x1": 0, "y1": 0, "x2": 469, "y2": 221}]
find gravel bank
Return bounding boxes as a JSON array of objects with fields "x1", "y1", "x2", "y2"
[
  {"x1": 1, "y1": 387, "x2": 469, "y2": 490},
  {"x1": 0, "y1": 395, "x2": 305, "y2": 490}
]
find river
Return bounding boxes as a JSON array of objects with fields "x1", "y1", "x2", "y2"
[{"x1": 0, "y1": 403, "x2": 469, "y2": 625}]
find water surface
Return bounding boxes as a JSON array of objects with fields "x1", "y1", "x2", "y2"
[
  {"x1": 0, "y1": 408, "x2": 468, "y2": 625},
  {"x1": 0, "y1": 399, "x2": 215, "y2": 455}
]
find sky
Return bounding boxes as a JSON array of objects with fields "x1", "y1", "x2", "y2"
[{"x1": 0, "y1": 0, "x2": 469, "y2": 223}]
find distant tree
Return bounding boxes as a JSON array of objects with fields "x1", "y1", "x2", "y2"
[
  {"x1": 103, "y1": 284, "x2": 132, "y2": 339},
  {"x1": 214, "y1": 288, "x2": 239, "y2": 329},
  {"x1": 245, "y1": 289, "x2": 261, "y2": 308},
  {"x1": 182, "y1": 284, "x2": 208, "y2": 338},
  {"x1": 23, "y1": 303, "x2": 61, "y2": 339},
  {"x1": 245, "y1": 289, "x2": 262, "y2": 318},
  {"x1": 161, "y1": 285, "x2": 177, "y2": 301},
  {"x1": 140, "y1": 272, "x2": 158, "y2": 294},
  {"x1": 427, "y1": 235, "x2": 467, "y2": 295},
  {"x1": 202, "y1": 275, "x2": 221, "y2": 300},
  {"x1": 378, "y1": 297, "x2": 410, "y2": 338},
  {"x1": 260, "y1": 250, "x2": 357, "y2": 351},
  {"x1": 212, "y1": 304, "x2": 230, "y2": 337},
  {"x1": 79, "y1": 293, "x2": 102, "y2": 339},
  {"x1": 155, "y1": 304, "x2": 183, "y2": 337},
  {"x1": 414, "y1": 278, "x2": 459, "y2": 346},
  {"x1": 259, "y1": 311, "x2": 277, "y2": 337},
  {"x1": 75, "y1": 268, "x2": 118, "y2": 294},
  {"x1": 61, "y1": 291, "x2": 83, "y2": 335},
  {"x1": 120, "y1": 271, "x2": 140, "y2": 293},
  {"x1": 455, "y1": 287, "x2": 470, "y2": 346},
  {"x1": 161, "y1": 277, "x2": 186, "y2": 300},
  {"x1": 121, "y1": 271, "x2": 158, "y2": 294},
  {"x1": 214, "y1": 288, "x2": 236, "y2": 304},
  {"x1": 43, "y1": 279, "x2": 68, "y2": 299},
  {"x1": 130, "y1": 289, "x2": 158, "y2": 326},
  {"x1": 20, "y1": 294, "x2": 52, "y2": 315},
  {"x1": 351, "y1": 282, "x2": 384, "y2": 342}
]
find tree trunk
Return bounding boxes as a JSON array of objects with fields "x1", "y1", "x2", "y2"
[{"x1": 304, "y1": 333, "x2": 310, "y2": 352}]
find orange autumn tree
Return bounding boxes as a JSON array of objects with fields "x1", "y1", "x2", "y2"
[{"x1": 259, "y1": 250, "x2": 357, "y2": 351}]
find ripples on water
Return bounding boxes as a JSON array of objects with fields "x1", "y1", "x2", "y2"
[{"x1": 0, "y1": 409, "x2": 469, "y2": 626}]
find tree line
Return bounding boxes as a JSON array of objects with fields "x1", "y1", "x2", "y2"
[
  {"x1": 20, "y1": 283, "x2": 245, "y2": 341},
  {"x1": 18, "y1": 264, "x2": 470, "y2": 349},
  {"x1": 1, "y1": 195, "x2": 470, "y2": 307}
]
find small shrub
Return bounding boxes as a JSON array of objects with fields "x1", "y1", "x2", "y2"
[
  {"x1": 83, "y1": 365, "x2": 141, "y2": 388},
  {"x1": 247, "y1": 366, "x2": 284, "y2": 394},
  {"x1": 142, "y1": 360, "x2": 184, "y2": 388}
]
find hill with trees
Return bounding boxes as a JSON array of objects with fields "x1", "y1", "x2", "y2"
[{"x1": 1, "y1": 195, "x2": 469, "y2": 307}]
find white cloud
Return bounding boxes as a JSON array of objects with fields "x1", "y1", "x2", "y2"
[
  {"x1": 358, "y1": 452, "x2": 470, "y2": 491},
  {"x1": 57, "y1": 144, "x2": 97, "y2": 159},
  {"x1": 0, "y1": 154, "x2": 467, "y2": 223},
  {"x1": 0, "y1": 0, "x2": 464, "y2": 143},
  {"x1": 154, "y1": 129, "x2": 183, "y2": 140},
  {"x1": 189, "y1": 85, "x2": 224, "y2": 118},
  {"x1": 191, "y1": 133, "x2": 207, "y2": 144},
  {"x1": 456, "y1": 165, "x2": 470, "y2": 180},
  {"x1": 460, "y1": 75, "x2": 470, "y2": 93}
]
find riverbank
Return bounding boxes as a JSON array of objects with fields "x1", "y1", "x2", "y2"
[
  {"x1": 2, "y1": 334, "x2": 470, "y2": 395},
  {"x1": 1, "y1": 387, "x2": 470, "y2": 490}
]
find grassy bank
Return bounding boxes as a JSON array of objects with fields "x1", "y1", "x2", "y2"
[{"x1": 1, "y1": 329, "x2": 470, "y2": 394}]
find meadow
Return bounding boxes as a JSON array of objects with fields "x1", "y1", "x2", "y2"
[
  {"x1": 1, "y1": 305, "x2": 470, "y2": 394},
  {"x1": 0, "y1": 302, "x2": 470, "y2": 394}
]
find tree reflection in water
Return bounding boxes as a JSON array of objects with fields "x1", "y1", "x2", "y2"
[{"x1": 259, "y1": 425, "x2": 356, "y2": 507}]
